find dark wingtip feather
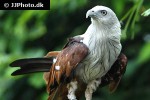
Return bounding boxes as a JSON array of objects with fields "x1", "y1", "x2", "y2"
[
  {"x1": 11, "y1": 67, "x2": 50, "y2": 76},
  {"x1": 10, "y1": 57, "x2": 54, "y2": 76},
  {"x1": 10, "y1": 57, "x2": 54, "y2": 67}
]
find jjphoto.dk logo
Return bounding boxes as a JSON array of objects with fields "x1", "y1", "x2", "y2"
[
  {"x1": 1, "y1": 0, "x2": 50, "y2": 10},
  {"x1": 10, "y1": 2, "x2": 44, "y2": 8},
  {"x1": 4, "y1": 3, "x2": 9, "y2": 8}
]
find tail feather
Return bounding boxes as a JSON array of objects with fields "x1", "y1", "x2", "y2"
[
  {"x1": 10, "y1": 57, "x2": 54, "y2": 67},
  {"x1": 10, "y1": 57, "x2": 54, "y2": 76},
  {"x1": 11, "y1": 66, "x2": 50, "y2": 76}
]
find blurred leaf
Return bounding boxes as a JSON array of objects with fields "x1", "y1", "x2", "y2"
[
  {"x1": 121, "y1": 6, "x2": 135, "y2": 39},
  {"x1": 28, "y1": 73, "x2": 45, "y2": 88},
  {"x1": 125, "y1": 43, "x2": 150, "y2": 78},
  {"x1": 51, "y1": 0, "x2": 87, "y2": 12},
  {"x1": 112, "y1": 0, "x2": 125, "y2": 16},
  {"x1": 39, "y1": 93, "x2": 48, "y2": 100},
  {"x1": 17, "y1": 10, "x2": 35, "y2": 25},
  {"x1": 0, "y1": 36, "x2": 7, "y2": 53},
  {"x1": 3, "y1": 16, "x2": 14, "y2": 34},
  {"x1": 35, "y1": 10, "x2": 49, "y2": 19},
  {"x1": 124, "y1": 59, "x2": 137, "y2": 78},
  {"x1": 131, "y1": 0, "x2": 143, "y2": 39},
  {"x1": 137, "y1": 43, "x2": 150, "y2": 64},
  {"x1": 141, "y1": 8, "x2": 150, "y2": 16},
  {"x1": 0, "y1": 10, "x2": 4, "y2": 17},
  {"x1": 14, "y1": 24, "x2": 27, "y2": 41},
  {"x1": 29, "y1": 23, "x2": 47, "y2": 40},
  {"x1": 121, "y1": 0, "x2": 143, "y2": 39},
  {"x1": 25, "y1": 48, "x2": 45, "y2": 57}
]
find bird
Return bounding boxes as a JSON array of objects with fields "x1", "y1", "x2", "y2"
[{"x1": 10, "y1": 5, "x2": 127, "y2": 100}]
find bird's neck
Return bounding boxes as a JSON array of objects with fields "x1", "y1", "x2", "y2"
[
  {"x1": 83, "y1": 22, "x2": 109, "y2": 40},
  {"x1": 82, "y1": 21, "x2": 121, "y2": 47}
]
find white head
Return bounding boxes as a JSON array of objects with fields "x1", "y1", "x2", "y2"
[{"x1": 86, "y1": 6, "x2": 120, "y2": 29}]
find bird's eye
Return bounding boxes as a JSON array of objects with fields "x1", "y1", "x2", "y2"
[{"x1": 100, "y1": 10, "x2": 107, "y2": 16}]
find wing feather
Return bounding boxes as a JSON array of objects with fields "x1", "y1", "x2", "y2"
[
  {"x1": 100, "y1": 53, "x2": 127, "y2": 92},
  {"x1": 47, "y1": 37, "x2": 89, "y2": 97},
  {"x1": 10, "y1": 51, "x2": 60, "y2": 76}
]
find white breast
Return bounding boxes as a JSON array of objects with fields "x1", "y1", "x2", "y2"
[{"x1": 76, "y1": 24, "x2": 121, "y2": 83}]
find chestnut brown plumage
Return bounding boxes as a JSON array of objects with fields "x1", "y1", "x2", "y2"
[
  {"x1": 10, "y1": 5, "x2": 128, "y2": 100},
  {"x1": 45, "y1": 45, "x2": 127, "y2": 99},
  {"x1": 47, "y1": 40, "x2": 88, "y2": 88},
  {"x1": 10, "y1": 37, "x2": 127, "y2": 100}
]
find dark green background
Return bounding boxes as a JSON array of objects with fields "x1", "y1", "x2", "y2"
[{"x1": 0, "y1": 0, "x2": 150, "y2": 100}]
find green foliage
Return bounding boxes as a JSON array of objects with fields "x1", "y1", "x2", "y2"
[
  {"x1": 0, "y1": 0, "x2": 150, "y2": 100},
  {"x1": 142, "y1": 8, "x2": 150, "y2": 16},
  {"x1": 121, "y1": 0, "x2": 143, "y2": 39}
]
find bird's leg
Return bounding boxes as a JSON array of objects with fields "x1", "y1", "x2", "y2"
[
  {"x1": 85, "y1": 79, "x2": 101, "y2": 100},
  {"x1": 67, "y1": 81, "x2": 78, "y2": 100}
]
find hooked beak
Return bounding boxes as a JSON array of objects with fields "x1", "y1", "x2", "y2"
[{"x1": 86, "y1": 10, "x2": 96, "y2": 18}]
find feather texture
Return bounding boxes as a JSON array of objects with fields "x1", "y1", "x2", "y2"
[
  {"x1": 10, "y1": 6, "x2": 128, "y2": 100},
  {"x1": 47, "y1": 38, "x2": 89, "y2": 94},
  {"x1": 45, "y1": 52, "x2": 127, "y2": 100},
  {"x1": 10, "y1": 51, "x2": 60, "y2": 76},
  {"x1": 10, "y1": 58, "x2": 54, "y2": 76}
]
